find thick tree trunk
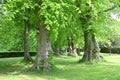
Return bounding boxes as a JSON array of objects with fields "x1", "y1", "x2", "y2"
[
  {"x1": 92, "y1": 32, "x2": 101, "y2": 61},
  {"x1": 81, "y1": 30, "x2": 101, "y2": 62},
  {"x1": 31, "y1": 18, "x2": 50, "y2": 72},
  {"x1": 31, "y1": 2, "x2": 51, "y2": 71},
  {"x1": 24, "y1": 19, "x2": 32, "y2": 61}
]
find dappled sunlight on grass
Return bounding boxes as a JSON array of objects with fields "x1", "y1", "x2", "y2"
[{"x1": 0, "y1": 54, "x2": 120, "y2": 80}]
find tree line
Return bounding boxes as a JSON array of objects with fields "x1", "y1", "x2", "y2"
[{"x1": 0, "y1": 0, "x2": 120, "y2": 72}]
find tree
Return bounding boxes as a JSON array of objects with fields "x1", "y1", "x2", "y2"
[
  {"x1": 31, "y1": 0, "x2": 80, "y2": 71},
  {"x1": 67, "y1": 36, "x2": 78, "y2": 56},
  {"x1": 4, "y1": 0, "x2": 33, "y2": 61},
  {"x1": 76, "y1": 0, "x2": 120, "y2": 62},
  {"x1": 24, "y1": 17, "x2": 32, "y2": 61},
  {"x1": 30, "y1": 0, "x2": 51, "y2": 71},
  {"x1": 3, "y1": 0, "x2": 120, "y2": 72}
]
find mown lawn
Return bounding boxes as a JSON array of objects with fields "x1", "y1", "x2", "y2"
[{"x1": 0, "y1": 53, "x2": 120, "y2": 80}]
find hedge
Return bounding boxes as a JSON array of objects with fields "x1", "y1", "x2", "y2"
[{"x1": 0, "y1": 51, "x2": 36, "y2": 58}]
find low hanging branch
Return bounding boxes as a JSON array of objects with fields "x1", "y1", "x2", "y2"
[{"x1": 98, "y1": 4, "x2": 120, "y2": 15}]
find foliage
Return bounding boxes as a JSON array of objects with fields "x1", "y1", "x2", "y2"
[
  {"x1": 40, "y1": 0, "x2": 83, "y2": 48},
  {"x1": 0, "y1": 14, "x2": 37, "y2": 51},
  {"x1": 28, "y1": 29, "x2": 37, "y2": 51},
  {"x1": 0, "y1": 15, "x2": 24, "y2": 51},
  {"x1": 75, "y1": 0, "x2": 120, "y2": 46},
  {"x1": 1, "y1": 0, "x2": 120, "y2": 51}
]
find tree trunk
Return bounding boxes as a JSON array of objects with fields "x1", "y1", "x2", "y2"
[
  {"x1": 24, "y1": 19, "x2": 32, "y2": 61},
  {"x1": 31, "y1": 18, "x2": 51, "y2": 72},
  {"x1": 31, "y1": 2, "x2": 51, "y2": 71},
  {"x1": 53, "y1": 47, "x2": 60, "y2": 56},
  {"x1": 76, "y1": 48, "x2": 81, "y2": 55},
  {"x1": 52, "y1": 42, "x2": 60, "y2": 56},
  {"x1": 109, "y1": 46, "x2": 111, "y2": 56},
  {"x1": 92, "y1": 32, "x2": 101, "y2": 61},
  {"x1": 67, "y1": 36, "x2": 78, "y2": 57},
  {"x1": 81, "y1": 30, "x2": 101, "y2": 62}
]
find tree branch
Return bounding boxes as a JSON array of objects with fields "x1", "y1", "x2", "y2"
[{"x1": 98, "y1": 5, "x2": 120, "y2": 15}]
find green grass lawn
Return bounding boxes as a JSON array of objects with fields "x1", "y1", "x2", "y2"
[{"x1": 0, "y1": 53, "x2": 120, "y2": 80}]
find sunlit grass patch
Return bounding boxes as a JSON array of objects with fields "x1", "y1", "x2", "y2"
[{"x1": 0, "y1": 54, "x2": 120, "y2": 80}]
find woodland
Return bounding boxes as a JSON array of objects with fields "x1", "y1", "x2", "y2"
[{"x1": 0, "y1": 0, "x2": 120, "y2": 80}]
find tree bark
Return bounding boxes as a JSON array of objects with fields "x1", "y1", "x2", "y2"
[
  {"x1": 76, "y1": 48, "x2": 81, "y2": 55},
  {"x1": 31, "y1": 1, "x2": 51, "y2": 72},
  {"x1": 31, "y1": 17, "x2": 51, "y2": 72},
  {"x1": 53, "y1": 45, "x2": 60, "y2": 56},
  {"x1": 81, "y1": 30, "x2": 101, "y2": 62},
  {"x1": 67, "y1": 36, "x2": 78, "y2": 57},
  {"x1": 24, "y1": 19, "x2": 32, "y2": 61}
]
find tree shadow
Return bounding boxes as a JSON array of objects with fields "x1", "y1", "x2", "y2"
[{"x1": 0, "y1": 57, "x2": 120, "y2": 80}]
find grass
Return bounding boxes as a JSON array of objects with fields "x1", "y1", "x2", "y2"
[{"x1": 0, "y1": 54, "x2": 120, "y2": 80}]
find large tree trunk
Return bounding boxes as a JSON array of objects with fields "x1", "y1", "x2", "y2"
[
  {"x1": 92, "y1": 32, "x2": 101, "y2": 61},
  {"x1": 24, "y1": 19, "x2": 32, "y2": 61},
  {"x1": 31, "y1": 18, "x2": 51, "y2": 72},
  {"x1": 31, "y1": 1, "x2": 51, "y2": 72},
  {"x1": 81, "y1": 30, "x2": 101, "y2": 62}
]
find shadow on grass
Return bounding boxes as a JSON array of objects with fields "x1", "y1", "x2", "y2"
[
  {"x1": 0, "y1": 57, "x2": 30, "y2": 74},
  {"x1": 0, "y1": 56, "x2": 81, "y2": 80},
  {"x1": 0, "y1": 56, "x2": 120, "y2": 80}
]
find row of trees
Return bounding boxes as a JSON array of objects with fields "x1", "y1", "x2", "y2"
[{"x1": 0, "y1": 0, "x2": 120, "y2": 72}]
